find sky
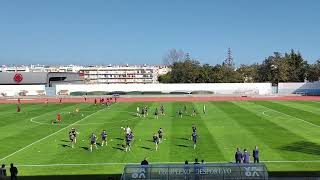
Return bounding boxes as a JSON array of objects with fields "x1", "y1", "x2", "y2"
[{"x1": 0, "y1": 0, "x2": 319, "y2": 66}]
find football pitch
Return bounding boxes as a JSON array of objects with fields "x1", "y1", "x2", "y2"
[{"x1": 1, "y1": 100, "x2": 320, "y2": 176}]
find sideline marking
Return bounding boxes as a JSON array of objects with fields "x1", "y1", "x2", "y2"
[
  {"x1": 0, "y1": 108, "x2": 105, "y2": 161},
  {"x1": 16, "y1": 160, "x2": 320, "y2": 167}
]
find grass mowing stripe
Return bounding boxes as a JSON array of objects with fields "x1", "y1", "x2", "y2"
[
  {"x1": 239, "y1": 101, "x2": 320, "y2": 145},
  {"x1": 254, "y1": 101, "x2": 320, "y2": 126},
  {"x1": 214, "y1": 102, "x2": 307, "y2": 161},
  {"x1": 209, "y1": 101, "x2": 284, "y2": 162},
  {"x1": 0, "y1": 107, "x2": 106, "y2": 161},
  {"x1": 256, "y1": 102, "x2": 320, "y2": 128},
  {"x1": 273, "y1": 101, "x2": 320, "y2": 116},
  {"x1": 192, "y1": 102, "x2": 226, "y2": 161},
  {"x1": 15, "y1": 160, "x2": 320, "y2": 167}
]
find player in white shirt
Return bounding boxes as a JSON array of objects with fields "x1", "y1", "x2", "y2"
[{"x1": 125, "y1": 126, "x2": 131, "y2": 135}]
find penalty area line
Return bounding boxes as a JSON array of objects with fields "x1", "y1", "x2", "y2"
[
  {"x1": 0, "y1": 108, "x2": 105, "y2": 161},
  {"x1": 261, "y1": 107, "x2": 320, "y2": 128},
  {"x1": 15, "y1": 160, "x2": 320, "y2": 167}
]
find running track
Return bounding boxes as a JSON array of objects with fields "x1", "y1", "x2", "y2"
[{"x1": 1, "y1": 95, "x2": 320, "y2": 104}]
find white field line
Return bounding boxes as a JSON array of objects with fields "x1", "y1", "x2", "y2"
[
  {"x1": 15, "y1": 160, "x2": 320, "y2": 167},
  {"x1": 0, "y1": 108, "x2": 105, "y2": 161},
  {"x1": 261, "y1": 107, "x2": 320, "y2": 128},
  {"x1": 28, "y1": 104, "x2": 84, "y2": 125}
]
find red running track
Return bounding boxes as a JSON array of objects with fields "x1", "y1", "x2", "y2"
[{"x1": 0, "y1": 96, "x2": 320, "y2": 104}]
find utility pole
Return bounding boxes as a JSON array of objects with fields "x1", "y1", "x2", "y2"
[{"x1": 224, "y1": 48, "x2": 234, "y2": 68}]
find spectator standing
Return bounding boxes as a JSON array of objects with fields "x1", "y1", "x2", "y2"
[
  {"x1": 0, "y1": 164, "x2": 7, "y2": 179},
  {"x1": 193, "y1": 159, "x2": 200, "y2": 180},
  {"x1": 141, "y1": 157, "x2": 149, "y2": 165},
  {"x1": 10, "y1": 163, "x2": 18, "y2": 180},
  {"x1": 235, "y1": 148, "x2": 242, "y2": 163},
  {"x1": 253, "y1": 146, "x2": 260, "y2": 163},
  {"x1": 243, "y1": 149, "x2": 250, "y2": 164},
  {"x1": 184, "y1": 161, "x2": 190, "y2": 180}
]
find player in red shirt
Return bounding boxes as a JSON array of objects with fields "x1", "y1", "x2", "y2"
[
  {"x1": 17, "y1": 98, "x2": 21, "y2": 104},
  {"x1": 94, "y1": 98, "x2": 97, "y2": 105},
  {"x1": 59, "y1": 98, "x2": 62, "y2": 104},
  {"x1": 57, "y1": 113, "x2": 61, "y2": 122}
]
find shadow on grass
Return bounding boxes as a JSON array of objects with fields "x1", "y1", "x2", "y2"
[
  {"x1": 279, "y1": 141, "x2": 320, "y2": 155},
  {"x1": 176, "y1": 144, "x2": 189, "y2": 148},
  {"x1": 112, "y1": 146, "x2": 124, "y2": 151},
  {"x1": 81, "y1": 146, "x2": 89, "y2": 151},
  {"x1": 116, "y1": 144, "x2": 126, "y2": 148},
  {"x1": 115, "y1": 137, "x2": 124, "y2": 141},
  {"x1": 59, "y1": 144, "x2": 70, "y2": 148},
  {"x1": 60, "y1": 140, "x2": 70, "y2": 143},
  {"x1": 139, "y1": 146, "x2": 152, "y2": 150},
  {"x1": 176, "y1": 137, "x2": 189, "y2": 141},
  {"x1": 146, "y1": 139, "x2": 153, "y2": 143}
]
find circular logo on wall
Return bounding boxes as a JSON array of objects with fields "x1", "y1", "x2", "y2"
[{"x1": 13, "y1": 73, "x2": 23, "y2": 83}]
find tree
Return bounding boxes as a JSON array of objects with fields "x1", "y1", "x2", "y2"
[
  {"x1": 284, "y1": 49, "x2": 308, "y2": 82},
  {"x1": 306, "y1": 60, "x2": 320, "y2": 82},
  {"x1": 170, "y1": 60, "x2": 201, "y2": 83},
  {"x1": 197, "y1": 64, "x2": 214, "y2": 83},
  {"x1": 256, "y1": 52, "x2": 290, "y2": 84},
  {"x1": 158, "y1": 73, "x2": 172, "y2": 83},
  {"x1": 236, "y1": 64, "x2": 259, "y2": 82},
  {"x1": 163, "y1": 49, "x2": 186, "y2": 65},
  {"x1": 158, "y1": 49, "x2": 313, "y2": 84}
]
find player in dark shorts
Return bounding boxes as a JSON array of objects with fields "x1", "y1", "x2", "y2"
[
  {"x1": 71, "y1": 128, "x2": 79, "y2": 143},
  {"x1": 145, "y1": 106, "x2": 148, "y2": 116},
  {"x1": 153, "y1": 133, "x2": 159, "y2": 151},
  {"x1": 192, "y1": 124, "x2": 197, "y2": 133},
  {"x1": 178, "y1": 109, "x2": 183, "y2": 118},
  {"x1": 141, "y1": 107, "x2": 145, "y2": 117},
  {"x1": 160, "y1": 105, "x2": 165, "y2": 115},
  {"x1": 154, "y1": 108, "x2": 159, "y2": 119},
  {"x1": 192, "y1": 131, "x2": 197, "y2": 149},
  {"x1": 125, "y1": 132, "x2": 134, "y2": 152},
  {"x1": 89, "y1": 133, "x2": 98, "y2": 152},
  {"x1": 158, "y1": 128, "x2": 163, "y2": 143},
  {"x1": 191, "y1": 107, "x2": 196, "y2": 116},
  {"x1": 101, "y1": 130, "x2": 107, "y2": 146},
  {"x1": 69, "y1": 130, "x2": 75, "y2": 148},
  {"x1": 184, "y1": 105, "x2": 187, "y2": 113}
]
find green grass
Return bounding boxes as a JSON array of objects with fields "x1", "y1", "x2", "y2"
[{"x1": 1, "y1": 101, "x2": 320, "y2": 176}]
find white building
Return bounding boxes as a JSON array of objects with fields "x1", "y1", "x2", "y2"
[
  {"x1": 0, "y1": 64, "x2": 170, "y2": 84},
  {"x1": 79, "y1": 65, "x2": 170, "y2": 84}
]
